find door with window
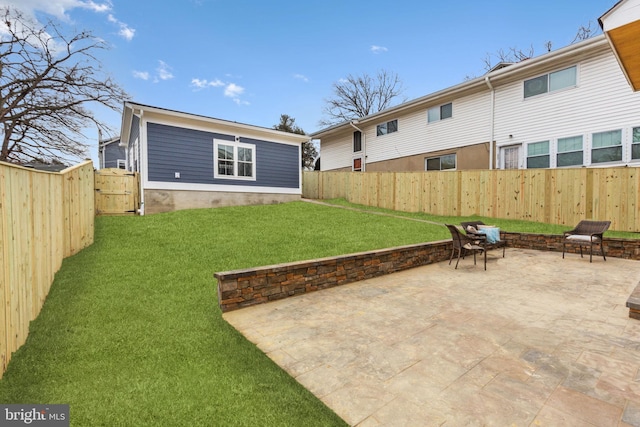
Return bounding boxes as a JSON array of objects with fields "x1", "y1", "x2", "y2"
[{"x1": 501, "y1": 145, "x2": 521, "y2": 169}]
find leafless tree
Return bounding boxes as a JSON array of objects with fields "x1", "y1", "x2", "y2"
[
  {"x1": 0, "y1": 7, "x2": 129, "y2": 163},
  {"x1": 320, "y1": 69, "x2": 405, "y2": 127},
  {"x1": 482, "y1": 45, "x2": 535, "y2": 72},
  {"x1": 482, "y1": 22, "x2": 601, "y2": 73},
  {"x1": 570, "y1": 21, "x2": 601, "y2": 44}
]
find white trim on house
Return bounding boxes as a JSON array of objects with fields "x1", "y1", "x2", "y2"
[{"x1": 143, "y1": 180, "x2": 301, "y2": 195}]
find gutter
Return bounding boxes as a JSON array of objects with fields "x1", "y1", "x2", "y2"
[
  {"x1": 349, "y1": 120, "x2": 366, "y2": 172},
  {"x1": 484, "y1": 76, "x2": 495, "y2": 170}
]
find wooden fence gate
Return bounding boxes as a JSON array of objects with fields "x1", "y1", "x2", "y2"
[{"x1": 94, "y1": 168, "x2": 140, "y2": 215}]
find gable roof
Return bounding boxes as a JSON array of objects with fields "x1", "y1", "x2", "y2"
[
  {"x1": 311, "y1": 35, "x2": 610, "y2": 139},
  {"x1": 120, "y1": 101, "x2": 310, "y2": 147}
]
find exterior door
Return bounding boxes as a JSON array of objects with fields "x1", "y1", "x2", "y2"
[{"x1": 501, "y1": 145, "x2": 521, "y2": 169}]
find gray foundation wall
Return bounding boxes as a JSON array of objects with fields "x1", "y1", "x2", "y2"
[{"x1": 144, "y1": 189, "x2": 301, "y2": 214}]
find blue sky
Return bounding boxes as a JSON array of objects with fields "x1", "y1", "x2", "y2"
[{"x1": 4, "y1": 0, "x2": 615, "y2": 165}]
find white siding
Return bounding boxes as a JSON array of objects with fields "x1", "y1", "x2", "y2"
[
  {"x1": 494, "y1": 49, "x2": 640, "y2": 167},
  {"x1": 318, "y1": 40, "x2": 640, "y2": 171},
  {"x1": 321, "y1": 132, "x2": 354, "y2": 171},
  {"x1": 342, "y1": 91, "x2": 492, "y2": 166}
]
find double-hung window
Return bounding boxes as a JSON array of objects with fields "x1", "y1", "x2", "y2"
[
  {"x1": 527, "y1": 141, "x2": 549, "y2": 169},
  {"x1": 425, "y1": 154, "x2": 456, "y2": 171},
  {"x1": 524, "y1": 66, "x2": 577, "y2": 98},
  {"x1": 428, "y1": 103, "x2": 453, "y2": 123},
  {"x1": 214, "y1": 139, "x2": 256, "y2": 180},
  {"x1": 591, "y1": 130, "x2": 622, "y2": 164},
  {"x1": 633, "y1": 127, "x2": 640, "y2": 161},
  {"x1": 376, "y1": 119, "x2": 398, "y2": 136},
  {"x1": 557, "y1": 136, "x2": 583, "y2": 167}
]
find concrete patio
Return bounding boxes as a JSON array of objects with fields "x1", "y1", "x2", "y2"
[{"x1": 223, "y1": 248, "x2": 640, "y2": 426}]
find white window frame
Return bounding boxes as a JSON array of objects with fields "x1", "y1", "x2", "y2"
[
  {"x1": 556, "y1": 136, "x2": 583, "y2": 168},
  {"x1": 427, "y1": 102, "x2": 453, "y2": 123},
  {"x1": 213, "y1": 138, "x2": 256, "y2": 181},
  {"x1": 524, "y1": 65, "x2": 577, "y2": 99},
  {"x1": 632, "y1": 127, "x2": 640, "y2": 162},
  {"x1": 376, "y1": 119, "x2": 398, "y2": 136},
  {"x1": 526, "y1": 141, "x2": 550, "y2": 169},
  {"x1": 591, "y1": 129, "x2": 622, "y2": 165},
  {"x1": 425, "y1": 153, "x2": 456, "y2": 171},
  {"x1": 117, "y1": 159, "x2": 126, "y2": 169}
]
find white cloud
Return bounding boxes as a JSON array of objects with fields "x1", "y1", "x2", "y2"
[
  {"x1": 293, "y1": 74, "x2": 309, "y2": 82},
  {"x1": 4, "y1": 0, "x2": 112, "y2": 21},
  {"x1": 190, "y1": 77, "x2": 248, "y2": 105},
  {"x1": 156, "y1": 60, "x2": 174, "y2": 81},
  {"x1": 371, "y1": 45, "x2": 388, "y2": 54},
  {"x1": 190, "y1": 78, "x2": 225, "y2": 89},
  {"x1": 107, "y1": 13, "x2": 135, "y2": 41},
  {"x1": 224, "y1": 83, "x2": 244, "y2": 98},
  {"x1": 132, "y1": 70, "x2": 149, "y2": 80},
  {"x1": 6, "y1": 1, "x2": 135, "y2": 41}
]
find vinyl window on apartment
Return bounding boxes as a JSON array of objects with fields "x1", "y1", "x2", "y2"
[
  {"x1": 353, "y1": 131, "x2": 362, "y2": 152},
  {"x1": 376, "y1": 119, "x2": 398, "y2": 136},
  {"x1": 425, "y1": 154, "x2": 456, "y2": 171},
  {"x1": 526, "y1": 141, "x2": 550, "y2": 169},
  {"x1": 524, "y1": 66, "x2": 577, "y2": 98},
  {"x1": 214, "y1": 139, "x2": 256, "y2": 180},
  {"x1": 556, "y1": 136, "x2": 583, "y2": 167},
  {"x1": 633, "y1": 127, "x2": 640, "y2": 160},
  {"x1": 427, "y1": 103, "x2": 452, "y2": 123},
  {"x1": 591, "y1": 130, "x2": 622, "y2": 164}
]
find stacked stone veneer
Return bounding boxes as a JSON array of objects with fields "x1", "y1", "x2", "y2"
[
  {"x1": 215, "y1": 232, "x2": 640, "y2": 313},
  {"x1": 216, "y1": 240, "x2": 451, "y2": 312}
]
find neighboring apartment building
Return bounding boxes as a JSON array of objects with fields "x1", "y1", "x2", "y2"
[{"x1": 312, "y1": 35, "x2": 640, "y2": 172}]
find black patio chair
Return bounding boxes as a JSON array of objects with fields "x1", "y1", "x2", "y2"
[
  {"x1": 461, "y1": 221, "x2": 506, "y2": 258},
  {"x1": 562, "y1": 220, "x2": 611, "y2": 262},
  {"x1": 446, "y1": 224, "x2": 486, "y2": 270}
]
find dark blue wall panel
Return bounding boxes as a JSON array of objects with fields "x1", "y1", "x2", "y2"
[{"x1": 147, "y1": 122, "x2": 300, "y2": 188}]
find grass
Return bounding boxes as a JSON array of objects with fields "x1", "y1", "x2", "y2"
[
  {"x1": 322, "y1": 198, "x2": 640, "y2": 239},
  {"x1": 1, "y1": 199, "x2": 635, "y2": 426},
  {"x1": 0, "y1": 201, "x2": 448, "y2": 426}
]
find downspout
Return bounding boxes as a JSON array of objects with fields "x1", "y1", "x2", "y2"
[
  {"x1": 484, "y1": 76, "x2": 495, "y2": 170},
  {"x1": 349, "y1": 120, "x2": 366, "y2": 172},
  {"x1": 138, "y1": 109, "x2": 145, "y2": 216}
]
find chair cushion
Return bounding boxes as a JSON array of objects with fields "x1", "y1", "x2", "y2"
[
  {"x1": 478, "y1": 226, "x2": 501, "y2": 244},
  {"x1": 566, "y1": 234, "x2": 599, "y2": 242}
]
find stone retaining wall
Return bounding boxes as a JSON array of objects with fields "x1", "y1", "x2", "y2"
[
  {"x1": 215, "y1": 240, "x2": 451, "y2": 312},
  {"x1": 215, "y1": 232, "x2": 640, "y2": 312}
]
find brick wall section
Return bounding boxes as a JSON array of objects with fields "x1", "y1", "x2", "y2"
[
  {"x1": 215, "y1": 240, "x2": 451, "y2": 312},
  {"x1": 215, "y1": 232, "x2": 640, "y2": 313}
]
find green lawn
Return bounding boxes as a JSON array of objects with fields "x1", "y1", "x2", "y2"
[
  {"x1": 0, "y1": 200, "x2": 634, "y2": 426},
  {"x1": 0, "y1": 201, "x2": 448, "y2": 426}
]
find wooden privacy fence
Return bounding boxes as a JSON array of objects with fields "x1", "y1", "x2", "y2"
[
  {"x1": 303, "y1": 167, "x2": 640, "y2": 232},
  {"x1": 95, "y1": 168, "x2": 140, "y2": 215},
  {"x1": 0, "y1": 160, "x2": 94, "y2": 378}
]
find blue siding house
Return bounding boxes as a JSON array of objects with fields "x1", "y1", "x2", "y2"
[
  {"x1": 98, "y1": 136, "x2": 126, "y2": 169},
  {"x1": 120, "y1": 102, "x2": 308, "y2": 214}
]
